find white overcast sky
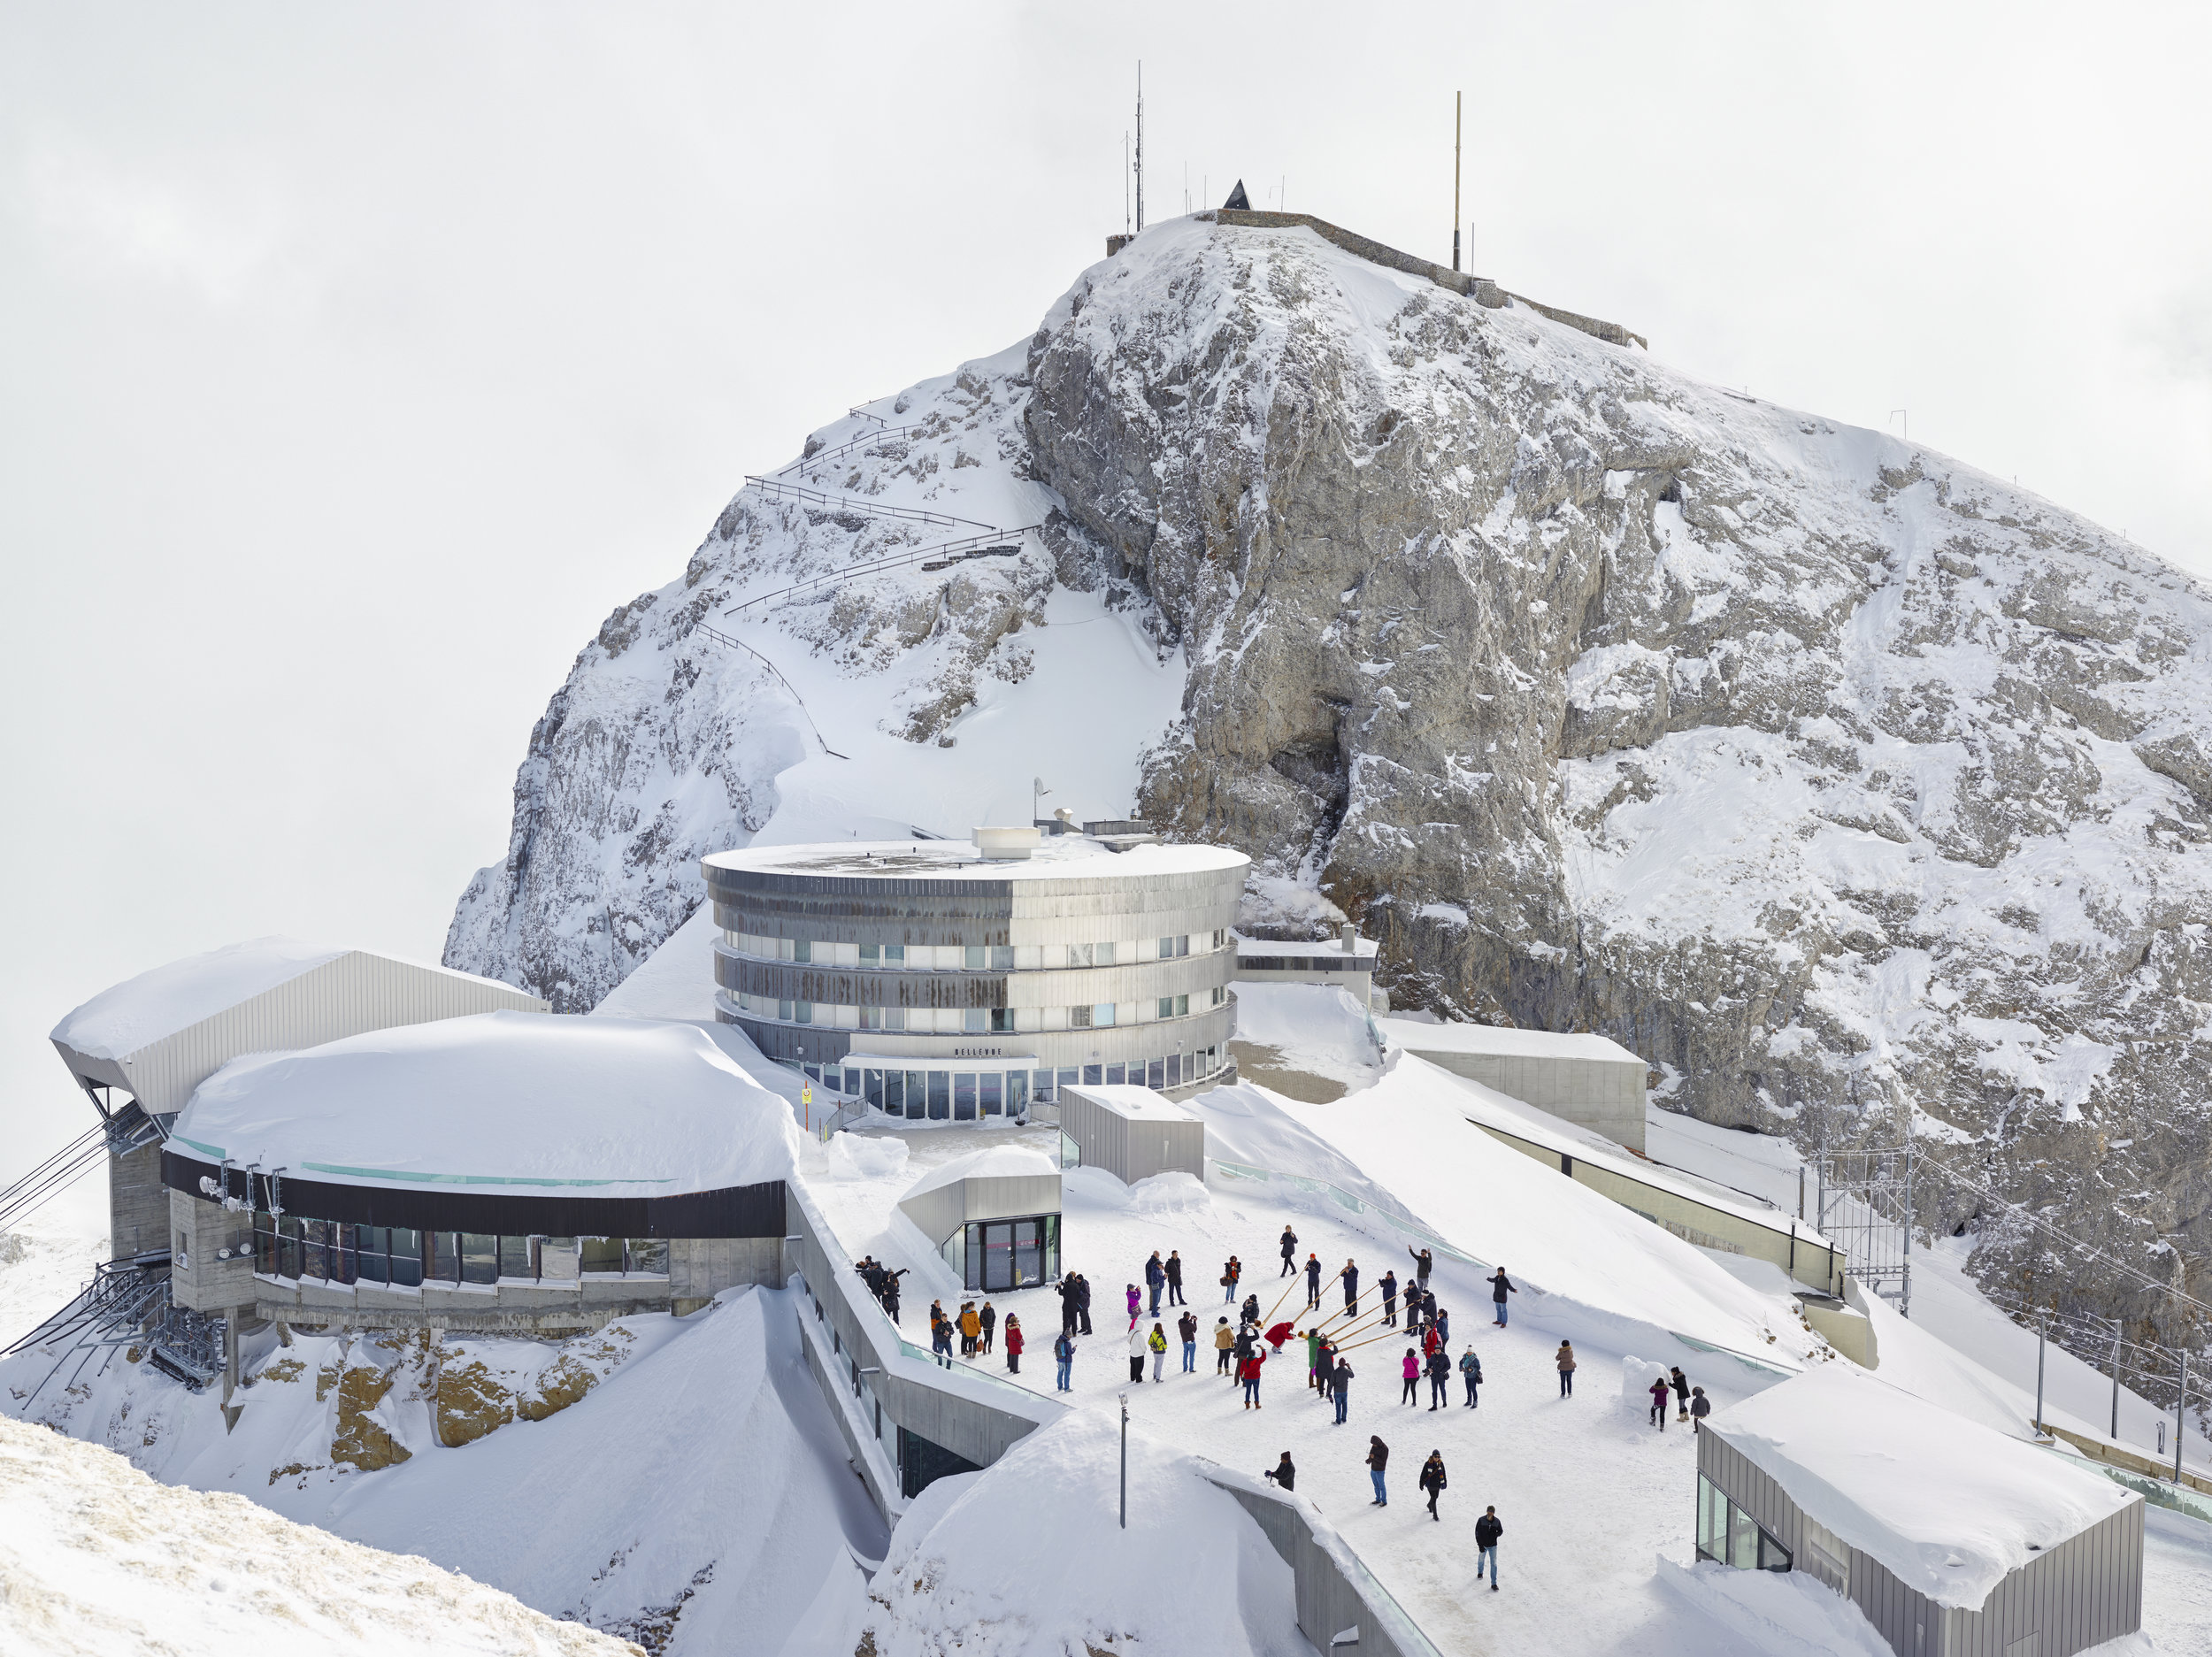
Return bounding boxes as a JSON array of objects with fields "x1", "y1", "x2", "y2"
[{"x1": 4, "y1": 3, "x2": 2207, "y2": 1223}]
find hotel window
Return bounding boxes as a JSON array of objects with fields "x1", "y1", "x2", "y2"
[
  {"x1": 779, "y1": 999, "x2": 795, "y2": 1021},
  {"x1": 795, "y1": 1001, "x2": 814, "y2": 1024},
  {"x1": 990, "y1": 945, "x2": 1016, "y2": 970},
  {"x1": 1097, "y1": 941, "x2": 1117, "y2": 966},
  {"x1": 1212, "y1": 929, "x2": 1228, "y2": 949},
  {"x1": 965, "y1": 945, "x2": 986, "y2": 970},
  {"x1": 1211, "y1": 985, "x2": 1225, "y2": 1006},
  {"x1": 792, "y1": 939, "x2": 812, "y2": 963},
  {"x1": 388, "y1": 1228, "x2": 423, "y2": 1286},
  {"x1": 1158, "y1": 934, "x2": 1189, "y2": 958},
  {"x1": 860, "y1": 942, "x2": 879, "y2": 964},
  {"x1": 860, "y1": 1005, "x2": 882, "y2": 1030},
  {"x1": 1156, "y1": 993, "x2": 1189, "y2": 1019},
  {"x1": 964, "y1": 1008, "x2": 988, "y2": 1033},
  {"x1": 990, "y1": 1008, "x2": 1017, "y2": 1033},
  {"x1": 499, "y1": 1235, "x2": 534, "y2": 1279},
  {"x1": 580, "y1": 1237, "x2": 625, "y2": 1275},
  {"x1": 1093, "y1": 1002, "x2": 1117, "y2": 1027},
  {"x1": 626, "y1": 1239, "x2": 669, "y2": 1276}
]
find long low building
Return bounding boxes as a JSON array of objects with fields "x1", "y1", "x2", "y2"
[
  {"x1": 161, "y1": 1011, "x2": 797, "y2": 1337},
  {"x1": 1700, "y1": 1365, "x2": 2141, "y2": 1656},
  {"x1": 1380, "y1": 1016, "x2": 1648, "y2": 1153},
  {"x1": 703, "y1": 832, "x2": 1249, "y2": 1114}
]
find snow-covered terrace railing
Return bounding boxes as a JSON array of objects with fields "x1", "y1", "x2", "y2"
[
  {"x1": 774, "y1": 422, "x2": 928, "y2": 478},
  {"x1": 783, "y1": 1178, "x2": 1062, "y2": 1518},
  {"x1": 1195, "y1": 1459, "x2": 1446, "y2": 1657},
  {"x1": 1211, "y1": 1157, "x2": 1796, "y2": 1379},
  {"x1": 741, "y1": 474, "x2": 999, "y2": 533}
]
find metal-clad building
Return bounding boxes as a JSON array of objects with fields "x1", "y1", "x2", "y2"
[
  {"x1": 49, "y1": 939, "x2": 546, "y2": 1260},
  {"x1": 1379, "y1": 1017, "x2": 1647, "y2": 1154},
  {"x1": 1058, "y1": 1084, "x2": 1207, "y2": 1185},
  {"x1": 1700, "y1": 1369, "x2": 2142, "y2": 1657},
  {"x1": 895, "y1": 1147, "x2": 1062, "y2": 1293}
]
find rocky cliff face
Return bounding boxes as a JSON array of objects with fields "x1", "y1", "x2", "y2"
[{"x1": 450, "y1": 214, "x2": 2212, "y2": 1343}]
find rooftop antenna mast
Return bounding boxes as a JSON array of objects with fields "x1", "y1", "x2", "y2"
[
  {"x1": 1133, "y1": 63, "x2": 1145, "y2": 234},
  {"x1": 1453, "y1": 91, "x2": 1462, "y2": 271}
]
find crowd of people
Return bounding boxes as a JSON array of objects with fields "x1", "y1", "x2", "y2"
[{"x1": 856, "y1": 1217, "x2": 1717, "y2": 1595}]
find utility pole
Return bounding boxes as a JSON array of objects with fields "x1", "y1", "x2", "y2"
[
  {"x1": 1901, "y1": 1117, "x2": 1914, "y2": 1320},
  {"x1": 2035, "y1": 1316, "x2": 2047, "y2": 1437},
  {"x1": 1133, "y1": 64, "x2": 1145, "y2": 234},
  {"x1": 2111, "y1": 1321, "x2": 2124, "y2": 1439},
  {"x1": 1123, "y1": 134, "x2": 1130, "y2": 234},
  {"x1": 1453, "y1": 91, "x2": 1462, "y2": 272},
  {"x1": 2176, "y1": 1354, "x2": 2189, "y2": 1484}
]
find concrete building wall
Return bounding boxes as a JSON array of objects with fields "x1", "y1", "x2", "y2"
[
  {"x1": 1417, "y1": 1050, "x2": 1646, "y2": 1153},
  {"x1": 168, "y1": 1187, "x2": 255, "y2": 1312},
  {"x1": 668, "y1": 1237, "x2": 786, "y2": 1315},
  {"x1": 1212, "y1": 1478, "x2": 1440, "y2": 1657},
  {"x1": 110, "y1": 1142, "x2": 170, "y2": 1262},
  {"x1": 1701, "y1": 1426, "x2": 2143, "y2": 1657}
]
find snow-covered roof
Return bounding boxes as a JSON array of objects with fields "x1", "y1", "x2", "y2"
[
  {"x1": 52, "y1": 937, "x2": 347, "y2": 1062},
  {"x1": 167, "y1": 1011, "x2": 796, "y2": 1198},
  {"x1": 899, "y1": 1145, "x2": 1059, "y2": 1201},
  {"x1": 1064, "y1": 1083, "x2": 1202, "y2": 1123},
  {"x1": 588, "y1": 908, "x2": 719, "y2": 1022},
  {"x1": 1234, "y1": 933, "x2": 1379, "y2": 960},
  {"x1": 1709, "y1": 1364, "x2": 2136, "y2": 1609},
  {"x1": 703, "y1": 837, "x2": 1246, "y2": 884},
  {"x1": 1379, "y1": 1016, "x2": 1642, "y2": 1065}
]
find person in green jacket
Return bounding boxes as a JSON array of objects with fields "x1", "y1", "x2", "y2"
[
  {"x1": 1306, "y1": 1327, "x2": 1324, "y2": 1392},
  {"x1": 1148, "y1": 1320, "x2": 1169, "y2": 1383}
]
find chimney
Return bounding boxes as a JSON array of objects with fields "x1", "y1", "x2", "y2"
[{"x1": 1340, "y1": 924, "x2": 1356, "y2": 954}]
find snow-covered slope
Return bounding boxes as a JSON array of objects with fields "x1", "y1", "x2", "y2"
[
  {"x1": 0, "y1": 1413, "x2": 639, "y2": 1656},
  {"x1": 444, "y1": 210, "x2": 2212, "y2": 1344}
]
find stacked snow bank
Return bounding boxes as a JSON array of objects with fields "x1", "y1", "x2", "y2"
[
  {"x1": 1710, "y1": 1364, "x2": 2137, "y2": 1608},
  {"x1": 1654, "y1": 1556, "x2": 1891, "y2": 1657},
  {"x1": 171, "y1": 1012, "x2": 797, "y2": 1198},
  {"x1": 862, "y1": 1410, "x2": 1308, "y2": 1657},
  {"x1": 0, "y1": 1413, "x2": 637, "y2": 1657}
]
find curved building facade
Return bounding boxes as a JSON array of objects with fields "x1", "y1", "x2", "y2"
[{"x1": 703, "y1": 835, "x2": 1248, "y2": 1117}]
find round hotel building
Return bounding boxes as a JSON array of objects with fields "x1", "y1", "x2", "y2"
[{"x1": 703, "y1": 832, "x2": 1248, "y2": 1118}]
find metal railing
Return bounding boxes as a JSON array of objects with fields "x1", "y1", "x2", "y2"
[
  {"x1": 688, "y1": 623, "x2": 850, "y2": 760},
  {"x1": 717, "y1": 529, "x2": 1036, "y2": 625},
  {"x1": 775, "y1": 423, "x2": 928, "y2": 478},
  {"x1": 741, "y1": 474, "x2": 998, "y2": 533}
]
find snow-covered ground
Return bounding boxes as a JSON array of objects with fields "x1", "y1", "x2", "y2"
[
  {"x1": 0, "y1": 1412, "x2": 639, "y2": 1656},
  {"x1": 0, "y1": 1215, "x2": 107, "y2": 1350}
]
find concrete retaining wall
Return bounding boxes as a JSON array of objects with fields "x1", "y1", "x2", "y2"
[{"x1": 1208, "y1": 1472, "x2": 1443, "y2": 1657}]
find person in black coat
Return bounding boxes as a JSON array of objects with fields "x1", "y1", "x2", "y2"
[
  {"x1": 1474, "y1": 1506, "x2": 1502, "y2": 1588},
  {"x1": 1489, "y1": 1269, "x2": 1517, "y2": 1327},
  {"x1": 1379, "y1": 1269, "x2": 1399, "y2": 1328},
  {"x1": 1333, "y1": 1356, "x2": 1354, "y2": 1424},
  {"x1": 1670, "y1": 1365, "x2": 1691, "y2": 1423},
  {"x1": 1339, "y1": 1258, "x2": 1360, "y2": 1312},
  {"x1": 1425, "y1": 1345, "x2": 1451, "y2": 1409},
  {"x1": 1366, "y1": 1435, "x2": 1389, "y2": 1505},
  {"x1": 1279, "y1": 1226, "x2": 1299, "y2": 1276},
  {"x1": 1409, "y1": 1246, "x2": 1433, "y2": 1288},
  {"x1": 1418, "y1": 1451, "x2": 1447, "y2": 1520},
  {"x1": 1263, "y1": 1451, "x2": 1296, "y2": 1492},
  {"x1": 882, "y1": 1267, "x2": 906, "y2": 1323},
  {"x1": 1058, "y1": 1274, "x2": 1082, "y2": 1336},
  {"x1": 1165, "y1": 1250, "x2": 1185, "y2": 1306},
  {"x1": 1304, "y1": 1253, "x2": 1323, "y2": 1308},
  {"x1": 1076, "y1": 1272, "x2": 1094, "y2": 1335}
]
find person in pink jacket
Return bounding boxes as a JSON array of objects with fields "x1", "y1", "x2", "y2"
[
  {"x1": 1125, "y1": 1283, "x2": 1142, "y2": 1330},
  {"x1": 1401, "y1": 1345, "x2": 1421, "y2": 1405}
]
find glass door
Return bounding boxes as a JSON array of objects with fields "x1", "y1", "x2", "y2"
[
  {"x1": 1012, "y1": 1218, "x2": 1041, "y2": 1287},
  {"x1": 982, "y1": 1222, "x2": 1013, "y2": 1292}
]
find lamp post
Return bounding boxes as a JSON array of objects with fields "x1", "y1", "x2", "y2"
[{"x1": 1115, "y1": 1389, "x2": 1133, "y2": 1530}]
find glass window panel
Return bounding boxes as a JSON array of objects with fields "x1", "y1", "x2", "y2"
[
  {"x1": 254, "y1": 1211, "x2": 278, "y2": 1275},
  {"x1": 844, "y1": 1067, "x2": 864, "y2": 1094},
  {"x1": 884, "y1": 944, "x2": 904, "y2": 965},
  {"x1": 1166, "y1": 1053, "x2": 1184, "y2": 1086},
  {"x1": 965, "y1": 945, "x2": 986, "y2": 970},
  {"x1": 860, "y1": 1005, "x2": 880, "y2": 1030},
  {"x1": 1175, "y1": 993, "x2": 1188, "y2": 1016},
  {"x1": 865, "y1": 1069, "x2": 885, "y2": 1109},
  {"x1": 461, "y1": 1233, "x2": 498, "y2": 1285},
  {"x1": 1083, "y1": 1063, "x2": 1103, "y2": 1085},
  {"x1": 860, "y1": 943, "x2": 880, "y2": 963},
  {"x1": 992, "y1": 945, "x2": 1015, "y2": 970},
  {"x1": 580, "y1": 1237, "x2": 625, "y2": 1274},
  {"x1": 1697, "y1": 1477, "x2": 1721, "y2": 1559},
  {"x1": 1159, "y1": 936, "x2": 1174, "y2": 958},
  {"x1": 1042, "y1": 1214, "x2": 1061, "y2": 1281},
  {"x1": 884, "y1": 1007, "x2": 905, "y2": 1031},
  {"x1": 981, "y1": 1073, "x2": 1002, "y2": 1115},
  {"x1": 1094, "y1": 1002, "x2": 1116, "y2": 1028},
  {"x1": 1070, "y1": 1003, "x2": 1093, "y2": 1028},
  {"x1": 927, "y1": 1071, "x2": 950, "y2": 1119},
  {"x1": 1013, "y1": 1217, "x2": 1041, "y2": 1287},
  {"x1": 904, "y1": 1071, "x2": 926, "y2": 1117},
  {"x1": 795, "y1": 1001, "x2": 814, "y2": 1024},
  {"x1": 354, "y1": 1224, "x2": 388, "y2": 1285},
  {"x1": 627, "y1": 1239, "x2": 668, "y2": 1276},
  {"x1": 1009, "y1": 1071, "x2": 1028, "y2": 1115},
  {"x1": 1033, "y1": 1068, "x2": 1054, "y2": 1101},
  {"x1": 1178, "y1": 935, "x2": 1190, "y2": 957},
  {"x1": 954, "y1": 1072, "x2": 979, "y2": 1120},
  {"x1": 883, "y1": 1070, "x2": 904, "y2": 1115},
  {"x1": 1759, "y1": 1530, "x2": 1791, "y2": 1573},
  {"x1": 1097, "y1": 942, "x2": 1117, "y2": 966},
  {"x1": 1728, "y1": 1503, "x2": 1758, "y2": 1571},
  {"x1": 990, "y1": 1008, "x2": 1015, "y2": 1033},
  {"x1": 779, "y1": 999, "x2": 795, "y2": 1021},
  {"x1": 1157, "y1": 996, "x2": 1175, "y2": 1020},
  {"x1": 1058, "y1": 1067, "x2": 1079, "y2": 1093},
  {"x1": 794, "y1": 939, "x2": 811, "y2": 963},
  {"x1": 964, "y1": 1008, "x2": 987, "y2": 1032},
  {"x1": 1060, "y1": 1130, "x2": 1081, "y2": 1170},
  {"x1": 499, "y1": 1235, "x2": 534, "y2": 1279},
  {"x1": 1148, "y1": 1057, "x2": 1165, "y2": 1089},
  {"x1": 983, "y1": 1222, "x2": 1012, "y2": 1293},
  {"x1": 276, "y1": 1216, "x2": 303, "y2": 1281},
  {"x1": 1105, "y1": 1062, "x2": 1126, "y2": 1085},
  {"x1": 388, "y1": 1228, "x2": 423, "y2": 1287}
]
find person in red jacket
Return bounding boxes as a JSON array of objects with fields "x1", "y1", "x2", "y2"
[
  {"x1": 1264, "y1": 1319, "x2": 1296, "y2": 1353},
  {"x1": 1239, "y1": 1342, "x2": 1268, "y2": 1409},
  {"x1": 1004, "y1": 1315, "x2": 1025, "y2": 1374}
]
